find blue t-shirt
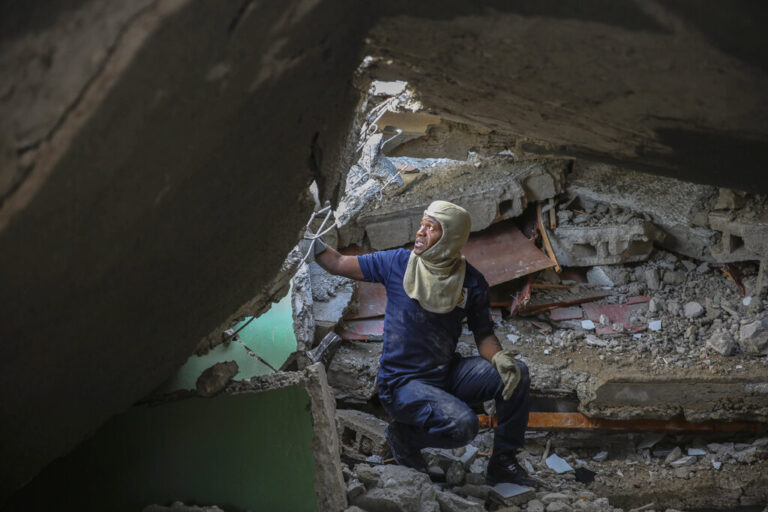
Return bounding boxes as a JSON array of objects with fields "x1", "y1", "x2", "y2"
[{"x1": 357, "y1": 248, "x2": 494, "y2": 391}]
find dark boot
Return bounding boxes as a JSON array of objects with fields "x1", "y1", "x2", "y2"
[
  {"x1": 486, "y1": 450, "x2": 541, "y2": 488},
  {"x1": 385, "y1": 423, "x2": 427, "y2": 472}
]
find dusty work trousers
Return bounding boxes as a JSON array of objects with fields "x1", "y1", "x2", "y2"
[{"x1": 379, "y1": 356, "x2": 530, "y2": 454}]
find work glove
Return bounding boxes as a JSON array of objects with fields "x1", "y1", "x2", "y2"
[
  {"x1": 298, "y1": 227, "x2": 327, "y2": 262},
  {"x1": 491, "y1": 350, "x2": 522, "y2": 401}
]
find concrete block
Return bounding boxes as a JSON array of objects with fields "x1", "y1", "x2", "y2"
[
  {"x1": 709, "y1": 211, "x2": 768, "y2": 263},
  {"x1": 567, "y1": 162, "x2": 719, "y2": 261},
  {"x1": 549, "y1": 223, "x2": 662, "y2": 267},
  {"x1": 337, "y1": 409, "x2": 390, "y2": 458},
  {"x1": 683, "y1": 302, "x2": 704, "y2": 319},
  {"x1": 739, "y1": 317, "x2": 768, "y2": 355},
  {"x1": 707, "y1": 331, "x2": 738, "y2": 356},
  {"x1": 714, "y1": 188, "x2": 746, "y2": 210},
  {"x1": 310, "y1": 262, "x2": 356, "y2": 344}
]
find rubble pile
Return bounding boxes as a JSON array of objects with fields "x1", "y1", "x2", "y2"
[
  {"x1": 337, "y1": 408, "x2": 768, "y2": 512},
  {"x1": 291, "y1": 98, "x2": 768, "y2": 511}
]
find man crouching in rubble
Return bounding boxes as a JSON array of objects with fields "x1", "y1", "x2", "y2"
[{"x1": 310, "y1": 200, "x2": 538, "y2": 488}]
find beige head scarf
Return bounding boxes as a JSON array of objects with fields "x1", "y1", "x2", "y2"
[{"x1": 403, "y1": 201, "x2": 472, "y2": 313}]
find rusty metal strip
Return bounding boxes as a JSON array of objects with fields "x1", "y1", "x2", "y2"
[{"x1": 478, "y1": 413, "x2": 768, "y2": 433}]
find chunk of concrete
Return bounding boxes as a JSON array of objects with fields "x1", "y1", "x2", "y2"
[
  {"x1": 587, "y1": 266, "x2": 628, "y2": 287},
  {"x1": 567, "y1": 162, "x2": 718, "y2": 261},
  {"x1": 337, "y1": 409, "x2": 389, "y2": 458},
  {"x1": 683, "y1": 302, "x2": 705, "y2": 319},
  {"x1": 435, "y1": 490, "x2": 485, "y2": 512},
  {"x1": 709, "y1": 211, "x2": 768, "y2": 263},
  {"x1": 739, "y1": 317, "x2": 768, "y2": 355},
  {"x1": 714, "y1": 188, "x2": 747, "y2": 210},
  {"x1": 195, "y1": 361, "x2": 238, "y2": 398},
  {"x1": 351, "y1": 464, "x2": 435, "y2": 512},
  {"x1": 549, "y1": 223, "x2": 663, "y2": 267},
  {"x1": 488, "y1": 482, "x2": 535, "y2": 507},
  {"x1": 545, "y1": 454, "x2": 573, "y2": 473},
  {"x1": 707, "y1": 330, "x2": 738, "y2": 356},
  {"x1": 310, "y1": 262, "x2": 356, "y2": 343},
  {"x1": 327, "y1": 341, "x2": 382, "y2": 401}
]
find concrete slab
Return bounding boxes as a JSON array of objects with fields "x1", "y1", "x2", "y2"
[
  {"x1": 566, "y1": 162, "x2": 719, "y2": 261},
  {"x1": 549, "y1": 223, "x2": 663, "y2": 267},
  {"x1": 348, "y1": 156, "x2": 567, "y2": 249}
]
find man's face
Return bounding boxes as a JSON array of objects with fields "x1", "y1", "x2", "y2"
[{"x1": 414, "y1": 214, "x2": 442, "y2": 255}]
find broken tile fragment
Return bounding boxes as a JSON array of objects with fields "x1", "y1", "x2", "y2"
[{"x1": 545, "y1": 454, "x2": 573, "y2": 473}]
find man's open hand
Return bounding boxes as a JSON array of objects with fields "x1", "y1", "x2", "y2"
[{"x1": 491, "y1": 350, "x2": 521, "y2": 400}]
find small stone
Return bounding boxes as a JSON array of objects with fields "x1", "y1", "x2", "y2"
[
  {"x1": 581, "y1": 319, "x2": 596, "y2": 330},
  {"x1": 683, "y1": 301, "x2": 704, "y2": 319},
  {"x1": 712, "y1": 460, "x2": 723, "y2": 470},
  {"x1": 435, "y1": 489, "x2": 485, "y2": 512},
  {"x1": 546, "y1": 454, "x2": 574, "y2": 473},
  {"x1": 739, "y1": 317, "x2": 768, "y2": 355},
  {"x1": 743, "y1": 296, "x2": 752, "y2": 307},
  {"x1": 670, "y1": 455, "x2": 696, "y2": 467},
  {"x1": 645, "y1": 268, "x2": 661, "y2": 290},
  {"x1": 542, "y1": 493, "x2": 571, "y2": 504},
  {"x1": 346, "y1": 479, "x2": 365, "y2": 501},
  {"x1": 592, "y1": 451, "x2": 608, "y2": 462},
  {"x1": 585, "y1": 335, "x2": 608, "y2": 347},
  {"x1": 546, "y1": 503, "x2": 573, "y2": 512},
  {"x1": 527, "y1": 500, "x2": 545, "y2": 512},
  {"x1": 696, "y1": 262, "x2": 710, "y2": 274},
  {"x1": 649, "y1": 320, "x2": 662, "y2": 332},
  {"x1": 664, "y1": 446, "x2": 682, "y2": 464},
  {"x1": 663, "y1": 271, "x2": 685, "y2": 285},
  {"x1": 446, "y1": 461, "x2": 465, "y2": 486},
  {"x1": 707, "y1": 330, "x2": 737, "y2": 356},
  {"x1": 687, "y1": 448, "x2": 707, "y2": 456},
  {"x1": 666, "y1": 300, "x2": 681, "y2": 316},
  {"x1": 648, "y1": 298, "x2": 662, "y2": 313},
  {"x1": 681, "y1": 260, "x2": 697, "y2": 271}
]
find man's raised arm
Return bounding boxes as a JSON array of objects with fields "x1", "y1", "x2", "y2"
[{"x1": 315, "y1": 245, "x2": 365, "y2": 281}]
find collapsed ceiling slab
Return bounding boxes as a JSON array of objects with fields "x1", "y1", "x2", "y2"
[{"x1": 362, "y1": 2, "x2": 768, "y2": 192}]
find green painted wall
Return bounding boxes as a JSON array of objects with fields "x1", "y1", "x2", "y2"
[
  {"x1": 5, "y1": 387, "x2": 318, "y2": 512},
  {"x1": 160, "y1": 291, "x2": 298, "y2": 393}
]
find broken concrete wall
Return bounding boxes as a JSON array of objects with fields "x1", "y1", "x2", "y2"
[
  {"x1": 340, "y1": 156, "x2": 567, "y2": 249},
  {"x1": 566, "y1": 162, "x2": 719, "y2": 261},
  {"x1": 6, "y1": 364, "x2": 346, "y2": 512}
]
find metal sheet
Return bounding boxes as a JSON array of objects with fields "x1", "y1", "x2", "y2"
[
  {"x1": 347, "y1": 282, "x2": 387, "y2": 319},
  {"x1": 337, "y1": 318, "x2": 385, "y2": 341},
  {"x1": 461, "y1": 221, "x2": 554, "y2": 286}
]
